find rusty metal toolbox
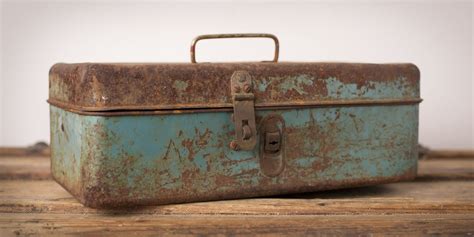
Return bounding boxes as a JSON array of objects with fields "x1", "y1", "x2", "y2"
[{"x1": 48, "y1": 34, "x2": 421, "y2": 208}]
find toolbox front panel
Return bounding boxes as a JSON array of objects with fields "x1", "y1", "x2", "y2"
[{"x1": 51, "y1": 104, "x2": 418, "y2": 207}]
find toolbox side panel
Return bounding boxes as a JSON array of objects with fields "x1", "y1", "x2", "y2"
[
  {"x1": 50, "y1": 107, "x2": 106, "y2": 204},
  {"x1": 50, "y1": 105, "x2": 418, "y2": 207}
]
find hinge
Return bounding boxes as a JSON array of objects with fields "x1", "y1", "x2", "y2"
[{"x1": 229, "y1": 71, "x2": 257, "y2": 151}]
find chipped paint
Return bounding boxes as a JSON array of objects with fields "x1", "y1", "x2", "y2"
[
  {"x1": 49, "y1": 62, "x2": 420, "y2": 208},
  {"x1": 258, "y1": 74, "x2": 314, "y2": 95},
  {"x1": 172, "y1": 80, "x2": 189, "y2": 94},
  {"x1": 325, "y1": 76, "x2": 418, "y2": 99},
  {"x1": 51, "y1": 102, "x2": 419, "y2": 208},
  {"x1": 48, "y1": 63, "x2": 420, "y2": 111}
]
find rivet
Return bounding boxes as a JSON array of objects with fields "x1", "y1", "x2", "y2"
[
  {"x1": 243, "y1": 84, "x2": 251, "y2": 93},
  {"x1": 229, "y1": 141, "x2": 240, "y2": 151},
  {"x1": 234, "y1": 85, "x2": 241, "y2": 92}
]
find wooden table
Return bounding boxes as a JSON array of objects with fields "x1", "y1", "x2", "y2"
[{"x1": 0, "y1": 151, "x2": 473, "y2": 236}]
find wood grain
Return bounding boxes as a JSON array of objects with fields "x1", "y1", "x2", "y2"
[
  {"x1": 0, "y1": 156, "x2": 50, "y2": 180},
  {"x1": 0, "y1": 154, "x2": 473, "y2": 236},
  {"x1": 0, "y1": 179, "x2": 472, "y2": 215},
  {"x1": 0, "y1": 143, "x2": 50, "y2": 157},
  {"x1": 1, "y1": 214, "x2": 473, "y2": 237},
  {"x1": 424, "y1": 149, "x2": 474, "y2": 159}
]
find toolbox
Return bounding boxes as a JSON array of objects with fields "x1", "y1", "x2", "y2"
[{"x1": 48, "y1": 34, "x2": 421, "y2": 208}]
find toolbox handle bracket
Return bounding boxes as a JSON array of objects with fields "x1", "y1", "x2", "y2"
[{"x1": 190, "y1": 33, "x2": 279, "y2": 63}]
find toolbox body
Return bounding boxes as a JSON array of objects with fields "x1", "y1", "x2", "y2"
[{"x1": 49, "y1": 34, "x2": 420, "y2": 208}]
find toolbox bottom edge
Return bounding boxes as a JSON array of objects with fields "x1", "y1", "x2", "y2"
[{"x1": 54, "y1": 168, "x2": 416, "y2": 208}]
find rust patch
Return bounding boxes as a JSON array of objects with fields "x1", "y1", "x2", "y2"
[
  {"x1": 48, "y1": 60, "x2": 420, "y2": 208},
  {"x1": 49, "y1": 63, "x2": 420, "y2": 112}
]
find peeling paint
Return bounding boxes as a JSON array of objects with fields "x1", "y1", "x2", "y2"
[
  {"x1": 48, "y1": 63, "x2": 420, "y2": 111},
  {"x1": 259, "y1": 74, "x2": 314, "y2": 95},
  {"x1": 50, "y1": 102, "x2": 419, "y2": 208},
  {"x1": 172, "y1": 80, "x2": 189, "y2": 94},
  {"x1": 49, "y1": 62, "x2": 420, "y2": 208}
]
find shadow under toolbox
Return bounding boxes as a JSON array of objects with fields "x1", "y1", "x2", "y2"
[{"x1": 48, "y1": 34, "x2": 421, "y2": 208}]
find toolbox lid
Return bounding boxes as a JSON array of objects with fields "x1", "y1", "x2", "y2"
[{"x1": 48, "y1": 34, "x2": 420, "y2": 114}]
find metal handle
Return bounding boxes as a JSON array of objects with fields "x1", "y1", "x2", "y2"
[{"x1": 190, "y1": 33, "x2": 279, "y2": 63}]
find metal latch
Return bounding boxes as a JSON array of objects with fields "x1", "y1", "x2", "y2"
[
  {"x1": 259, "y1": 114, "x2": 285, "y2": 177},
  {"x1": 229, "y1": 71, "x2": 257, "y2": 151},
  {"x1": 264, "y1": 131, "x2": 281, "y2": 153}
]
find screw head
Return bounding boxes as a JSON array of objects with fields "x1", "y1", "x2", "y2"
[
  {"x1": 229, "y1": 140, "x2": 240, "y2": 151},
  {"x1": 243, "y1": 84, "x2": 251, "y2": 93},
  {"x1": 234, "y1": 85, "x2": 241, "y2": 92}
]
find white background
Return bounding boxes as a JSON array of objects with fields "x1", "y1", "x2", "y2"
[{"x1": 0, "y1": 0, "x2": 473, "y2": 149}]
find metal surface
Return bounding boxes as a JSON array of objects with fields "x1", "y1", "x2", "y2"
[
  {"x1": 48, "y1": 36, "x2": 421, "y2": 208},
  {"x1": 260, "y1": 114, "x2": 285, "y2": 177},
  {"x1": 50, "y1": 103, "x2": 418, "y2": 208},
  {"x1": 49, "y1": 98, "x2": 422, "y2": 116},
  {"x1": 230, "y1": 71, "x2": 257, "y2": 151},
  {"x1": 190, "y1": 33, "x2": 279, "y2": 63},
  {"x1": 264, "y1": 131, "x2": 281, "y2": 153},
  {"x1": 48, "y1": 63, "x2": 421, "y2": 113}
]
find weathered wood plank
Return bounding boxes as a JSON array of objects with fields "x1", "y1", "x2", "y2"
[
  {"x1": 0, "y1": 156, "x2": 50, "y2": 180},
  {"x1": 1, "y1": 213, "x2": 473, "y2": 237},
  {"x1": 0, "y1": 153, "x2": 472, "y2": 236},
  {"x1": 0, "y1": 143, "x2": 50, "y2": 157},
  {"x1": 417, "y1": 158, "x2": 474, "y2": 180},
  {"x1": 0, "y1": 179, "x2": 472, "y2": 215},
  {"x1": 423, "y1": 149, "x2": 474, "y2": 159},
  {"x1": 0, "y1": 157, "x2": 472, "y2": 215}
]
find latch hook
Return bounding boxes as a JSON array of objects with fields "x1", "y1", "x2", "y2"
[{"x1": 229, "y1": 71, "x2": 257, "y2": 151}]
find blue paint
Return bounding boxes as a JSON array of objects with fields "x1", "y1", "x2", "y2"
[
  {"x1": 325, "y1": 76, "x2": 417, "y2": 99},
  {"x1": 51, "y1": 102, "x2": 418, "y2": 205},
  {"x1": 256, "y1": 75, "x2": 417, "y2": 100}
]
